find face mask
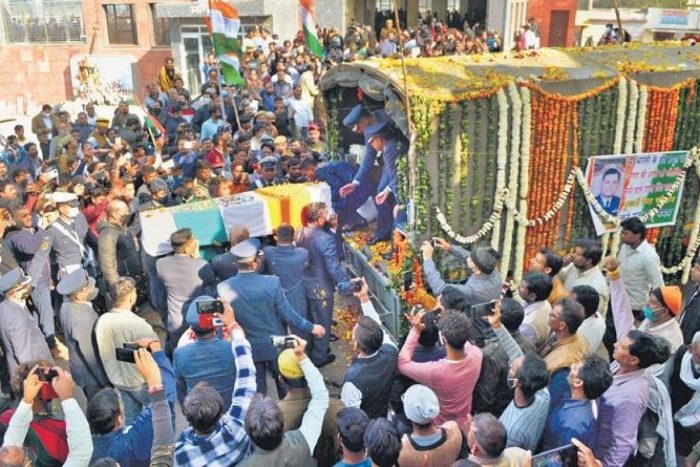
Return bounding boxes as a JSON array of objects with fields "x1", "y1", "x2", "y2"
[
  {"x1": 67, "y1": 207, "x2": 80, "y2": 218},
  {"x1": 643, "y1": 306, "x2": 658, "y2": 322}
]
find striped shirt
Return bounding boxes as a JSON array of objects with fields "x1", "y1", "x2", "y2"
[{"x1": 174, "y1": 328, "x2": 257, "y2": 466}]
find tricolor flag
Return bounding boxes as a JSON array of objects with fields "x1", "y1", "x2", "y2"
[
  {"x1": 143, "y1": 107, "x2": 166, "y2": 139},
  {"x1": 300, "y1": 0, "x2": 323, "y2": 58},
  {"x1": 208, "y1": 0, "x2": 245, "y2": 87}
]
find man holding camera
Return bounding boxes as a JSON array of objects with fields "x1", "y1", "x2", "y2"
[
  {"x1": 217, "y1": 239, "x2": 325, "y2": 398},
  {"x1": 94, "y1": 276, "x2": 159, "y2": 423}
]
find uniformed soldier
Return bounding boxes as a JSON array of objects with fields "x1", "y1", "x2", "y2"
[
  {"x1": 0, "y1": 267, "x2": 53, "y2": 378},
  {"x1": 0, "y1": 207, "x2": 18, "y2": 275},
  {"x1": 56, "y1": 268, "x2": 109, "y2": 399},
  {"x1": 248, "y1": 156, "x2": 282, "y2": 190},
  {"x1": 6, "y1": 206, "x2": 56, "y2": 353},
  {"x1": 262, "y1": 224, "x2": 310, "y2": 341},
  {"x1": 47, "y1": 191, "x2": 93, "y2": 280}
]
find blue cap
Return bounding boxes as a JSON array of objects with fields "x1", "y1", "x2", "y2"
[
  {"x1": 56, "y1": 268, "x2": 95, "y2": 296},
  {"x1": 230, "y1": 238, "x2": 260, "y2": 260},
  {"x1": 365, "y1": 115, "x2": 390, "y2": 141},
  {"x1": 186, "y1": 295, "x2": 216, "y2": 330},
  {"x1": 0, "y1": 267, "x2": 31, "y2": 294},
  {"x1": 342, "y1": 104, "x2": 363, "y2": 128}
]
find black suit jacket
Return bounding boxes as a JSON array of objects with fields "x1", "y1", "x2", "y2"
[{"x1": 679, "y1": 282, "x2": 700, "y2": 344}]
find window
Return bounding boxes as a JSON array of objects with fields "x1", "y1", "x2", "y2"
[
  {"x1": 376, "y1": 0, "x2": 392, "y2": 10},
  {"x1": 150, "y1": 4, "x2": 169, "y2": 46},
  {"x1": 1, "y1": 0, "x2": 84, "y2": 44},
  {"x1": 447, "y1": 0, "x2": 460, "y2": 10},
  {"x1": 418, "y1": 0, "x2": 431, "y2": 15},
  {"x1": 104, "y1": 4, "x2": 137, "y2": 45}
]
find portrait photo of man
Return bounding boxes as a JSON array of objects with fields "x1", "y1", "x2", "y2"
[{"x1": 595, "y1": 167, "x2": 622, "y2": 216}]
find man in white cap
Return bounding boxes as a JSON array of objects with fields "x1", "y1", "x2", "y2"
[
  {"x1": 0, "y1": 267, "x2": 53, "y2": 377},
  {"x1": 56, "y1": 268, "x2": 109, "y2": 399},
  {"x1": 217, "y1": 238, "x2": 325, "y2": 397},
  {"x1": 47, "y1": 191, "x2": 92, "y2": 280},
  {"x1": 398, "y1": 384, "x2": 467, "y2": 466}
]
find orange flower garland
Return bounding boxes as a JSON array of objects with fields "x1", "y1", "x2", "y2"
[
  {"x1": 525, "y1": 92, "x2": 578, "y2": 261},
  {"x1": 642, "y1": 81, "x2": 690, "y2": 244}
]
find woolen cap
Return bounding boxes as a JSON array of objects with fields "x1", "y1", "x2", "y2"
[
  {"x1": 402, "y1": 384, "x2": 439, "y2": 424},
  {"x1": 278, "y1": 349, "x2": 304, "y2": 379}
]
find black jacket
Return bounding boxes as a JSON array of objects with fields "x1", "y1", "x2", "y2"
[{"x1": 96, "y1": 221, "x2": 141, "y2": 289}]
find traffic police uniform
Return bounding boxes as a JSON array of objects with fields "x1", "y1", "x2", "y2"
[{"x1": 47, "y1": 192, "x2": 93, "y2": 280}]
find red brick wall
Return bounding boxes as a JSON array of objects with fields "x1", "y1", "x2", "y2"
[
  {"x1": 527, "y1": 0, "x2": 578, "y2": 47},
  {"x1": 0, "y1": 0, "x2": 173, "y2": 112}
]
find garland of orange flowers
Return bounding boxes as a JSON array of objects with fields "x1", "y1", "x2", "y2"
[
  {"x1": 642, "y1": 81, "x2": 690, "y2": 244},
  {"x1": 525, "y1": 92, "x2": 578, "y2": 261},
  {"x1": 518, "y1": 76, "x2": 621, "y2": 103}
]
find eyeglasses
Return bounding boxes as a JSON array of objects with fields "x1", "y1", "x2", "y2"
[
  {"x1": 507, "y1": 378, "x2": 518, "y2": 389},
  {"x1": 549, "y1": 312, "x2": 563, "y2": 321}
]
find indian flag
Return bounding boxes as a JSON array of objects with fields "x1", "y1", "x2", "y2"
[
  {"x1": 143, "y1": 106, "x2": 165, "y2": 139},
  {"x1": 300, "y1": 0, "x2": 323, "y2": 58},
  {"x1": 208, "y1": 0, "x2": 245, "y2": 87}
]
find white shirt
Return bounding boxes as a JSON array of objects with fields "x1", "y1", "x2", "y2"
[
  {"x1": 578, "y1": 312, "x2": 607, "y2": 359},
  {"x1": 638, "y1": 318, "x2": 684, "y2": 353},
  {"x1": 619, "y1": 240, "x2": 664, "y2": 310},
  {"x1": 287, "y1": 97, "x2": 313, "y2": 129},
  {"x1": 560, "y1": 264, "x2": 609, "y2": 314}
]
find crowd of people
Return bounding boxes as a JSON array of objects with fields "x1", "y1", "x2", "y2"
[{"x1": 0, "y1": 17, "x2": 698, "y2": 467}]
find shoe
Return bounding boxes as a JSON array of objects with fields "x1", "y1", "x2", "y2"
[
  {"x1": 329, "y1": 333, "x2": 339, "y2": 342},
  {"x1": 343, "y1": 221, "x2": 368, "y2": 233},
  {"x1": 316, "y1": 354, "x2": 336, "y2": 367}
]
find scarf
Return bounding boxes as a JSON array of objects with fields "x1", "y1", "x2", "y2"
[{"x1": 675, "y1": 351, "x2": 700, "y2": 428}]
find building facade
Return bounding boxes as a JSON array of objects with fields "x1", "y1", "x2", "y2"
[{"x1": 526, "y1": 0, "x2": 577, "y2": 47}]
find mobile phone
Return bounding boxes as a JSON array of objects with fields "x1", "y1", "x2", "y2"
[
  {"x1": 270, "y1": 335, "x2": 295, "y2": 349},
  {"x1": 403, "y1": 270, "x2": 413, "y2": 292},
  {"x1": 337, "y1": 279, "x2": 362, "y2": 296},
  {"x1": 123, "y1": 342, "x2": 142, "y2": 351},
  {"x1": 197, "y1": 300, "x2": 224, "y2": 328},
  {"x1": 470, "y1": 300, "x2": 496, "y2": 318},
  {"x1": 531, "y1": 444, "x2": 578, "y2": 467},
  {"x1": 183, "y1": 141, "x2": 194, "y2": 150},
  {"x1": 115, "y1": 347, "x2": 136, "y2": 363},
  {"x1": 45, "y1": 169, "x2": 59, "y2": 180}
]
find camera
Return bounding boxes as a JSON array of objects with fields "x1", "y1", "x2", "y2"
[
  {"x1": 337, "y1": 279, "x2": 363, "y2": 296},
  {"x1": 470, "y1": 300, "x2": 496, "y2": 318},
  {"x1": 197, "y1": 300, "x2": 224, "y2": 329},
  {"x1": 115, "y1": 342, "x2": 151, "y2": 363},
  {"x1": 37, "y1": 368, "x2": 59, "y2": 401},
  {"x1": 270, "y1": 335, "x2": 295, "y2": 349}
]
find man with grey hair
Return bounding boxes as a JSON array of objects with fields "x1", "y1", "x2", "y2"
[
  {"x1": 458, "y1": 413, "x2": 526, "y2": 466},
  {"x1": 670, "y1": 330, "x2": 700, "y2": 461},
  {"x1": 94, "y1": 276, "x2": 158, "y2": 423}
]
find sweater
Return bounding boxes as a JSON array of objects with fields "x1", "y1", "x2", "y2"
[
  {"x1": 397, "y1": 422, "x2": 466, "y2": 467},
  {"x1": 398, "y1": 327, "x2": 483, "y2": 428}
]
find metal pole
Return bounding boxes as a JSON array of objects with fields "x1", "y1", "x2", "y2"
[
  {"x1": 390, "y1": 0, "x2": 417, "y2": 236},
  {"x1": 611, "y1": 0, "x2": 624, "y2": 43}
]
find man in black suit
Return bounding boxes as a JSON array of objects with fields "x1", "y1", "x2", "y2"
[
  {"x1": 679, "y1": 257, "x2": 700, "y2": 344},
  {"x1": 595, "y1": 167, "x2": 622, "y2": 216}
]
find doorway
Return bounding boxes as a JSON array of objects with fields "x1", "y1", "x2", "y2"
[
  {"x1": 180, "y1": 26, "x2": 212, "y2": 93},
  {"x1": 548, "y1": 10, "x2": 569, "y2": 47}
]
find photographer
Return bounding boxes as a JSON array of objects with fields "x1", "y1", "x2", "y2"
[
  {"x1": 173, "y1": 296, "x2": 237, "y2": 407},
  {"x1": 341, "y1": 278, "x2": 398, "y2": 419},
  {"x1": 241, "y1": 335, "x2": 330, "y2": 466},
  {"x1": 0, "y1": 366, "x2": 92, "y2": 466},
  {"x1": 88, "y1": 339, "x2": 175, "y2": 466},
  {"x1": 175, "y1": 297, "x2": 257, "y2": 466}
]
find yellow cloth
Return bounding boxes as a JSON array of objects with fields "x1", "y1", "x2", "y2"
[
  {"x1": 548, "y1": 276, "x2": 568, "y2": 306},
  {"x1": 257, "y1": 183, "x2": 313, "y2": 229}
]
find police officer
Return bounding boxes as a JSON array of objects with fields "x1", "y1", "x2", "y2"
[
  {"x1": 0, "y1": 267, "x2": 53, "y2": 378},
  {"x1": 6, "y1": 206, "x2": 56, "y2": 353},
  {"x1": 262, "y1": 224, "x2": 310, "y2": 341},
  {"x1": 56, "y1": 268, "x2": 109, "y2": 399},
  {"x1": 249, "y1": 155, "x2": 282, "y2": 190},
  {"x1": 47, "y1": 191, "x2": 92, "y2": 280}
]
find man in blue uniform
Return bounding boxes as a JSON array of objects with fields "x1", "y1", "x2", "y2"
[
  {"x1": 56, "y1": 268, "x2": 109, "y2": 399},
  {"x1": 296, "y1": 202, "x2": 350, "y2": 366},
  {"x1": 263, "y1": 224, "x2": 310, "y2": 340},
  {"x1": 6, "y1": 206, "x2": 56, "y2": 353},
  {"x1": 47, "y1": 191, "x2": 92, "y2": 280},
  {"x1": 217, "y1": 239, "x2": 325, "y2": 397}
]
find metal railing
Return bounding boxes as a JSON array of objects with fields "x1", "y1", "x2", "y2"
[{"x1": 1, "y1": 0, "x2": 85, "y2": 44}]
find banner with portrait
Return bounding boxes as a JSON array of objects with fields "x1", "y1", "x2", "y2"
[{"x1": 586, "y1": 151, "x2": 687, "y2": 235}]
